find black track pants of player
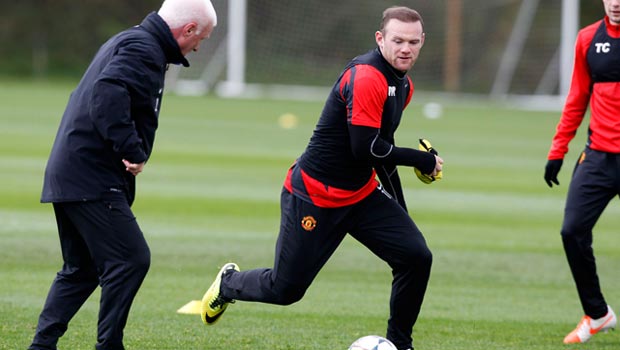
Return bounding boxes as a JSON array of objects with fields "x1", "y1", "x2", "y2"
[
  {"x1": 561, "y1": 147, "x2": 619, "y2": 319},
  {"x1": 29, "y1": 191, "x2": 151, "y2": 350},
  {"x1": 221, "y1": 187, "x2": 433, "y2": 350}
]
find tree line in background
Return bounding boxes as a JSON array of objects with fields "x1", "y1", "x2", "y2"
[
  {"x1": 1, "y1": 0, "x2": 161, "y2": 78},
  {"x1": 0, "y1": 0, "x2": 603, "y2": 83}
]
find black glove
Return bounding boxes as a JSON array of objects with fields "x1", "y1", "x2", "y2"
[{"x1": 544, "y1": 159, "x2": 563, "y2": 188}]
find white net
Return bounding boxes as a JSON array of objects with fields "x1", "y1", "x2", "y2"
[{"x1": 168, "y1": 0, "x2": 564, "y2": 98}]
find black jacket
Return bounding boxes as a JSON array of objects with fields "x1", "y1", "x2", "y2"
[
  {"x1": 295, "y1": 48, "x2": 433, "y2": 210},
  {"x1": 41, "y1": 12, "x2": 188, "y2": 205}
]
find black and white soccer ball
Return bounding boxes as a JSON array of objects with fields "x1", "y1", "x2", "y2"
[{"x1": 348, "y1": 335, "x2": 397, "y2": 350}]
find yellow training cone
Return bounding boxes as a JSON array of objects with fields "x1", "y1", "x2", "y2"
[{"x1": 176, "y1": 300, "x2": 202, "y2": 315}]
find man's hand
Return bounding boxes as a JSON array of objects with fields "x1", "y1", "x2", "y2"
[
  {"x1": 544, "y1": 159, "x2": 563, "y2": 187},
  {"x1": 432, "y1": 154, "x2": 444, "y2": 176},
  {"x1": 123, "y1": 159, "x2": 145, "y2": 176}
]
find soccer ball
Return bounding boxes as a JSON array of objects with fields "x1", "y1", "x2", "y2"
[{"x1": 348, "y1": 335, "x2": 397, "y2": 350}]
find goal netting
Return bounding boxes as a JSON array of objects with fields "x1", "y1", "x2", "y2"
[{"x1": 167, "y1": 0, "x2": 574, "y2": 102}]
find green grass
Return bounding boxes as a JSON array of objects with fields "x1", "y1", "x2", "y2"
[{"x1": 2, "y1": 80, "x2": 620, "y2": 350}]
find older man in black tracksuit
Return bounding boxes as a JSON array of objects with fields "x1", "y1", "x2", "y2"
[{"x1": 29, "y1": 1, "x2": 217, "y2": 349}]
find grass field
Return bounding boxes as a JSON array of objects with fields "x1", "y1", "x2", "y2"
[{"x1": 1, "y1": 80, "x2": 620, "y2": 350}]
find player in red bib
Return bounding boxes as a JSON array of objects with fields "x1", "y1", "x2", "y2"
[
  {"x1": 544, "y1": 0, "x2": 620, "y2": 344},
  {"x1": 202, "y1": 7, "x2": 442, "y2": 350}
]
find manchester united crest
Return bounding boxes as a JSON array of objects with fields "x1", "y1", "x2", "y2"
[{"x1": 301, "y1": 216, "x2": 317, "y2": 231}]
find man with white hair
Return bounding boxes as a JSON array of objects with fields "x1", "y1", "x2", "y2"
[{"x1": 28, "y1": 1, "x2": 216, "y2": 349}]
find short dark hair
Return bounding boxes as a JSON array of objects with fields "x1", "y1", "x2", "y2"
[{"x1": 379, "y1": 6, "x2": 424, "y2": 33}]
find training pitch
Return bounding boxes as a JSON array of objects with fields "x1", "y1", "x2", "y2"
[{"x1": 1, "y1": 80, "x2": 619, "y2": 349}]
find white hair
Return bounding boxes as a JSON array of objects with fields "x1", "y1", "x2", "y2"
[{"x1": 158, "y1": 0, "x2": 217, "y2": 33}]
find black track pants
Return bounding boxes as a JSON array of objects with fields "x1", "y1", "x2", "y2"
[
  {"x1": 221, "y1": 187, "x2": 432, "y2": 350},
  {"x1": 561, "y1": 147, "x2": 620, "y2": 319},
  {"x1": 30, "y1": 191, "x2": 150, "y2": 350}
]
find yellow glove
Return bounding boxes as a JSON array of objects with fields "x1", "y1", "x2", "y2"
[{"x1": 414, "y1": 138, "x2": 442, "y2": 184}]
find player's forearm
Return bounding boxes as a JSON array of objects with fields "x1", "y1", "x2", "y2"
[{"x1": 349, "y1": 125, "x2": 435, "y2": 173}]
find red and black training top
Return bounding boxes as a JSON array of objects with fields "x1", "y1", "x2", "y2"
[
  {"x1": 284, "y1": 48, "x2": 436, "y2": 209},
  {"x1": 548, "y1": 16, "x2": 620, "y2": 160}
]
